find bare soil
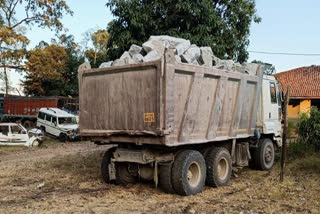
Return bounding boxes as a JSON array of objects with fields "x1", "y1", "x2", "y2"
[{"x1": 0, "y1": 142, "x2": 319, "y2": 214}]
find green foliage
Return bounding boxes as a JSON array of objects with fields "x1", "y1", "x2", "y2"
[
  {"x1": 251, "y1": 60, "x2": 276, "y2": 75},
  {"x1": 287, "y1": 120, "x2": 296, "y2": 138},
  {"x1": 23, "y1": 35, "x2": 84, "y2": 97},
  {"x1": 288, "y1": 107, "x2": 320, "y2": 158},
  {"x1": 297, "y1": 107, "x2": 320, "y2": 150},
  {"x1": 0, "y1": 0, "x2": 72, "y2": 93},
  {"x1": 287, "y1": 138, "x2": 316, "y2": 159},
  {"x1": 85, "y1": 29, "x2": 110, "y2": 68},
  {"x1": 106, "y1": 0, "x2": 260, "y2": 62}
]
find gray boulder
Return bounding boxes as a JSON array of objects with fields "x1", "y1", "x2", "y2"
[
  {"x1": 198, "y1": 47, "x2": 213, "y2": 66},
  {"x1": 216, "y1": 59, "x2": 234, "y2": 70},
  {"x1": 120, "y1": 51, "x2": 131, "y2": 59},
  {"x1": 99, "y1": 61, "x2": 113, "y2": 68},
  {"x1": 149, "y1": 35, "x2": 191, "y2": 55},
  {"x1": 142, "y1": 40, "x2": 166, "y2": 56},
  {"x1": 128, "y1": 44, "x2": 142, "y2": 57},
  {"x1": 175, "y1": 55, "x2": 182, "y2": 63},
  {"x1": 132, "y1": 53, "x2": 144, "y2": 63},
  {"x1": 143, "y1": 50, "x2": 161, "y2": 62},
  {"x1": 184, "y1": 45, "x2": 201, "y2": 62},
  {"x1": 180, "y1": 54, "x2": 192, "y2": 64}
]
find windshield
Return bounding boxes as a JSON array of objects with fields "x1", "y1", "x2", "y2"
[{"x1": 58, "y1": 117, "x2": 77, "y2": 125}]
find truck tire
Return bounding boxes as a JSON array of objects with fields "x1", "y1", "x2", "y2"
[
  {"x1": 101, "y1": 148, "x2": 116, "y2": 184},
  {"x1": 254, "y1": 138, "x2": 275, "y2": 170},
  {"x1": 59, "y1": 133, "x2": 68, "y2": 142},
  {"x1": 115, "y1": 163, "x2": 136, "y2": 185},
  {"x1": 23, "y1": 120, "x2": 32, "y2": 130},
  {"x1": 159, "y1": 162, "x2": 175, "y2": 194},
  {"x1": 205, "y1": 147, "x2": 232, "y2": 187},
  {"x1": 172, "y1": 150, "x2": 206, "y2": 196},
  {"x1": 40, "y1": 126, "x2": 46, "y2": 133}
]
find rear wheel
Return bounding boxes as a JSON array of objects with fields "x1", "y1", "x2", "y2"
[
  {"x1": 115, "y1": 163, "x2": 136, "y2": 185},
  {"x1": 205, "y1": 147, "x2": 232, "y2": 187},
  {"x1": 23, "y1": 120, "x2": 33, "y2": 130},
  {"x1": 101, "y1": 148, "x2": 116, "y2": 184},
  {"x1": 159, "y1": 162, "x2": 175, "y2": 194},
  {"x1": 254, "y1": 138, "x2": 275, "y2": 170},
  {"x1": 172, "y1": 150, "x2": 206, "y2": 196}
]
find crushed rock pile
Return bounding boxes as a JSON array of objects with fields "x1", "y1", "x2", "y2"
[{"x1": 99, "y1": 36, "x2": 259, "y2": 75}]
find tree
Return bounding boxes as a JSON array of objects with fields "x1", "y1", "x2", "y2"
[
  {"x1": 106, "y1": 0, "x2": 260, "y2": 62},
  {"x1": 84, "y1": 29, "x2": 110, "y2": 68},
  {"x1": 251, "y1": 60, "x2": 276, "y2": 75},
  {"x1": 23, "y1": 35, "x2": 84, "y2": 96},
  {"x1": 0, "y1": 0, "x2": 73, "y2": 94}
]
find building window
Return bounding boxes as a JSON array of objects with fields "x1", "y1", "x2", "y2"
[{"x1": 270, "y1": 82, "x2": 277, "y2": 103}]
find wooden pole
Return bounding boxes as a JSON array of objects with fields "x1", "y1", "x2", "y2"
[{"x1": 280, "y1": 87, "x2": 290, "y2": 182}]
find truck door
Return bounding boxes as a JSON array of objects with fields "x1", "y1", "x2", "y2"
[{"x1": 262, "y1": 80, "x2": 282, "y2": 136}]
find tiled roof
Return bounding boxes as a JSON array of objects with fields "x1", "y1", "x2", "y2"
[{"x1": 273, "y1": 66, "x2": 320, "y2": 99}]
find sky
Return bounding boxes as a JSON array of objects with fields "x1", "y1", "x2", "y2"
[{"x1": 6, "y1": 0, "x2": 320, "y2": 92}]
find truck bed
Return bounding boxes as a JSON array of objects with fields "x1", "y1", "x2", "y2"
[{"x1": 78, "y1": 51, "x2": 263, "y2": 146}]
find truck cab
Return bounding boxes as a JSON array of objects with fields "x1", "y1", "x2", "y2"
[{"x1": 257, "y1": 75, "x2": 282, "y2": 147}]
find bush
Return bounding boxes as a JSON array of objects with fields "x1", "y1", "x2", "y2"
[{"x1": 296, "y1": 107, "x2": 320, "y2": 151}]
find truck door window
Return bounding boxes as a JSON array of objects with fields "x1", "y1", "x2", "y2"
[
  {"x1": 52, "y1": 117, "x2": 57, "y2": 125},
  {"x1": 270, "y1": 82, "x2": 277, "y2": 103},
  {"x1": 11, "y1": 125, "x2": 22, "y2": 134},
  {"x1": 46, "y1": 114, "x2": 52, "y2": 122},
  {"x1": 0, "y1": 125, "x2": 9, "y2": 135},
  {"x1": 38, "y1": 112, "x2": 45, "y2": 120}
]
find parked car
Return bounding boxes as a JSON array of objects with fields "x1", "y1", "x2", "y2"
[
  {"x1": 0, "y1": 123, "x2": 41, "y2": 147},
  {"x1": 36, "y1": 108, "x2": 78, "y2": 142}
]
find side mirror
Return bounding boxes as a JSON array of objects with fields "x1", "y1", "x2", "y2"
[
  {"x1": 54, "y1": 122, "x2": 57, "y2": 126},
  {"x1": 22, "y1": 131, "x2": 27, "y2": 134}
]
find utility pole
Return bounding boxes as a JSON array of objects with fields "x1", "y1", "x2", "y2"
[{"x1": 280, "y1": 87, "x2": 290, "y2": 182}]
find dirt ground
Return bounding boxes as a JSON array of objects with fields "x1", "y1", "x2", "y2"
[{"x1": 0, "y1": 141, "x2": 319, "y2": 214}]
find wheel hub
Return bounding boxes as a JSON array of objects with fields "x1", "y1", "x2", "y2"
[
  {"x1": 217, "y1": 157, "x2": 228, "y2": 180},
  {"x1": 264, "y1": 145, "x2": 273, "y2": 163},
  {"x1": 187, "y1": 162, "x2": 201, "y2": 188}
]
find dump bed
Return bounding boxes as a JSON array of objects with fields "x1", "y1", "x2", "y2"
[{"x1": 78, "y1": 51, "x2": 263, "y2": 146}]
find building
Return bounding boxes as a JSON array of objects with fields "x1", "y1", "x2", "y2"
[{"x1": 274, "y1": 66, "x2": 320, "y2": 120}]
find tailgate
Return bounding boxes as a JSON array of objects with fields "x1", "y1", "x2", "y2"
[{"x1": 79, "y1": 62, "x2": 162, "y2": 136}]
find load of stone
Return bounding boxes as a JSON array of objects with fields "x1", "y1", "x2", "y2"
[{"x1": 99, "y1": 35, "x2": 259, "y2": 75}]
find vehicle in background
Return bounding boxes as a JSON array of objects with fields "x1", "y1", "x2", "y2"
[
  {"x1": 0, "y1": 123, "x2": 41, "y2": 147},
  {"x1": 36, "y1": 108, "x2": 79, "y2": 142},
  {"x1": 0, "y1": 95, "x2": 79, "y2": 129}
]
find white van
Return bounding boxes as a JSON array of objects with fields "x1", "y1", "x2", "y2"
[{"x1": 36, "y1": 108, "x2": 78, "y2": 142}]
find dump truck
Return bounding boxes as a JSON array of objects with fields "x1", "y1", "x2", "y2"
[{"x1": 78, "y1": 50, "x2": 282, "y2": 196}]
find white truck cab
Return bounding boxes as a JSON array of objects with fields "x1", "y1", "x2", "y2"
[
  {"x1": 36, "y1": 108, "x2": 78, "y2": 142},
  {"x1": 257, "y1": 75, "x2": 283, "y2": 147}
]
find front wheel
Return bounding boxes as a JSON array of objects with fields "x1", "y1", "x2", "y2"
[
  {"x1": 254, "y1": 138, "x2": 275, "y2": 170},
  {"x1": 59, "y1": 133, "x2": 68, "y2": 142}
]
